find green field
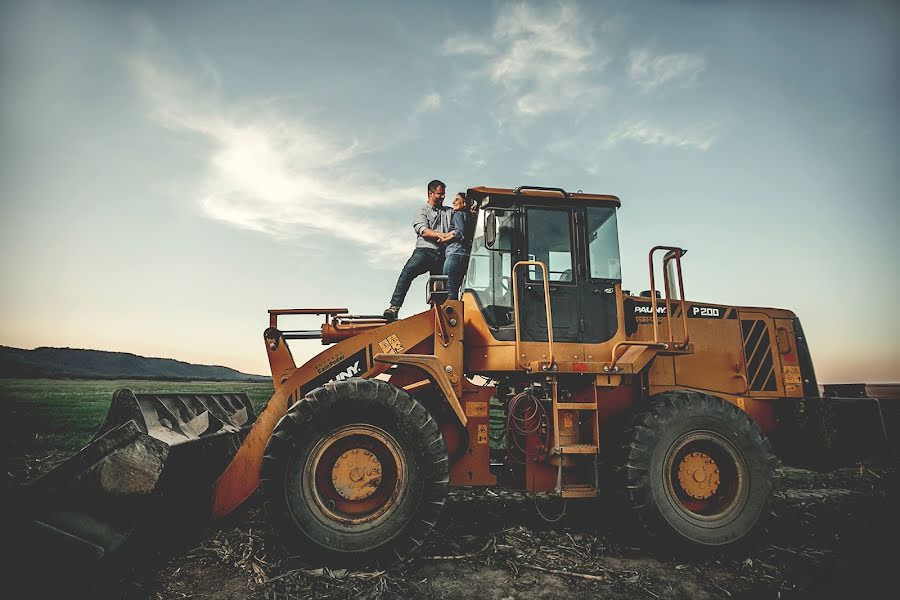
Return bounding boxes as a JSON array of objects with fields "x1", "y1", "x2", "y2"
[{"x1": 0, "y1": 379, "x2": 275, "y2": 468}]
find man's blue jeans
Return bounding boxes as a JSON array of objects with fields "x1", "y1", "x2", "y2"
[
  {"x1": 443, "y1": 253, "x2": 468, "y2": 301},
  {"x1": 389, "y1": 248, "x2": 444, "y2": 307}
]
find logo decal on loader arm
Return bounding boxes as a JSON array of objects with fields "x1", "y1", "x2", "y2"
[{"x1": 301, "y1": 348, "x2": 369, "y2": 395}]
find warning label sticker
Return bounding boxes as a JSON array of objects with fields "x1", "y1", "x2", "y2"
[
  {"x1": 378, "y1": 334, "x2": 405, "y2": 355},
  {"x1": 465, "y1": 401, "x2": 488, "y2": 417},
  {"x1": 477, "y1": 424, "x2": 488, "y2": 445},
  {"x1": 783, "y1": 365, "x2": 802, "y2": 384}
]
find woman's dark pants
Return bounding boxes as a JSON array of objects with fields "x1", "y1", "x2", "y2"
[{"x1": 443, "y1": 253, "x2": 468, "y2": 301}]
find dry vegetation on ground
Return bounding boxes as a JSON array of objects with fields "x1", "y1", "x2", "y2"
[{"x1": 13, "y1": 456, "x2": 897, "y2": 600}]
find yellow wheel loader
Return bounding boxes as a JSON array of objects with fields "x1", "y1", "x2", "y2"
[{"x1": 11, "y1": 185, "x2": 897, "y2": 569}]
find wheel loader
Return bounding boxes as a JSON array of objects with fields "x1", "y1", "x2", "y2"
[{"x1": 10, "y1": 185, "x2": 897, "y2": 570}]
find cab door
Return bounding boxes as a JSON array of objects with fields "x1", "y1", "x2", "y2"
[
  {"x1": 519, "y1": 206, "x2": 580, "y2": 343},
  {"x1": 579, "y1": 206, "x2": 622, "y2": 344}
]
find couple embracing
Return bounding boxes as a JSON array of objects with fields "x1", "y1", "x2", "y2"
[{"x1": 383, "y1": 179, "x2": 476, "y2": 321}]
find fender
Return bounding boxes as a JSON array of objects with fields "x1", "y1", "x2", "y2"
[{"x1": 374, "y1": 353, "x2": 468, "y2": 427}]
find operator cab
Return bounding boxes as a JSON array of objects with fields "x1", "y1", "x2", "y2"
[{"x1": 464, "y1": 186, "x2": 622, "y2": 344}]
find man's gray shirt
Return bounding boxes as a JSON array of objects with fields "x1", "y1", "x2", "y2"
[{"x1": 412, "y1": 203, "x2": 452, "y2": 250}]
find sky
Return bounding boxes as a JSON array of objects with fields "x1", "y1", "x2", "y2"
[{"x1": 1, "y1": 0, "x2": 898, "y2": 382}]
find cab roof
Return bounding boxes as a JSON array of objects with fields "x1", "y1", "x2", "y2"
[{"x1": 466, "y1": 185, "x2": 621, "y2": 208}]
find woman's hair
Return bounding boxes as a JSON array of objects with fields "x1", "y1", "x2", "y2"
[{"x1": 455, "y1": 192, "x2": 472, "y2": 210}]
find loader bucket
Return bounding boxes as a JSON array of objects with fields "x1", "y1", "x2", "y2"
[{"x1": 8, "y1": 388, "x2": 256, "y2": 570}]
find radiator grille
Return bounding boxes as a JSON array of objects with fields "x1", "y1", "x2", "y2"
[{"x1": 741, "y1": 319, "x2": 777, "y2": 392}]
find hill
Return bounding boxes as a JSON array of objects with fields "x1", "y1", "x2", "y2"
[{"x1": 0, "y1": 345, "x2": 268, "y2": 381}]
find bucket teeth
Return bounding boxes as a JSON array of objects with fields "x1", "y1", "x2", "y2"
[{"x1": 10, "y1": 388, "x2": 257, "y2": 572}]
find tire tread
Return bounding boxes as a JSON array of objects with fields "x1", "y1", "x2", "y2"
[
  {"x1": 622, "y1": 390, "x2": 776, "y2": 552},
  {"x1": 261, "y1": 378, "x2": 449, "y2": 566}
]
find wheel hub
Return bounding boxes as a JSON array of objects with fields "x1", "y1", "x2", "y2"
[
  {"x1": 331, "y1": 448, "x2": 383, "y2": 500},
  {"x1": 677, "y1": 451, "x2": 721, "y2": 500}
]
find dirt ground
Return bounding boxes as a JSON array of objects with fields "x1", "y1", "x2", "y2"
[{"x1": 13, "y1": 457, "x2": 897, "y2": 600}]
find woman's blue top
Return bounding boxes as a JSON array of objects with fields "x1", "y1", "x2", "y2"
[{"x1": 445, "y1": 211, "x2": 469, "y2": 256}]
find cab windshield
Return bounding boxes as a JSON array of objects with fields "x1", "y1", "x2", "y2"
[{"x1": 463, "y1": 204, "x2": 621, "y2": 329}]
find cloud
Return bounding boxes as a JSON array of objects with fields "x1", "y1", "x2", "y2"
[
  {"x1": 416, "y1": 92, "x2": 442, "y2": 113},
  {"x1": 127, "y1": 55, "x2": 421, "y2": 264},
  {"x1": 462, "y1": 144, "x2": 487, "y2": 168},
  {"x1": 442, "y1": 34, "x2": 492, "y2": 57},
  {"x1": 443, "y1": 2, "x2": 608, "y2": 117},
  {"x1": 525, "y1": 159, "x2": 545, "y2": 176},
  {"x1": 546, "y1": 138, "x2": 576, "y2": 153},
  {"x1": 606, "y1": 120, "x2": 716, "y2": 151},
  {"x1": 627, "y1": 49, "x2": 706, "y2": 93}
]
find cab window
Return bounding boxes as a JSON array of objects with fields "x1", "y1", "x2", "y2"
[
  {"x1": 526, "y1": 208, "x2": 574, "y2": 283},
  {"x1": 586, "y1": 207, "x2": 622, "y2": 280}
]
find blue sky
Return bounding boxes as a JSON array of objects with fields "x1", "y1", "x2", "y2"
[{"x1": 1, "y1": 0, "x2": 898, "y2": 381}]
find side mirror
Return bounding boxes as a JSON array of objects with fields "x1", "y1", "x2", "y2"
[{"x1": 485, "y1": 211, "x2": 497, "y2": 249}]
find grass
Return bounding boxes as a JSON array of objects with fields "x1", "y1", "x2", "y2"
[{"x1": 0, "y1": 378, "x2": 275, "y2": 463}]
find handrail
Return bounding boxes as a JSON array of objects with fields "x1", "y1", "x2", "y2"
[
  {"x1": 513, "y1": 185, "x2": 569, "y2": 197},
  {"x1": 608, "y1": 340, "x2": 670, "y2": 371},
  {"x1": 648, "y1": 246, "x2": 689, "y2": 347},
  {"x1": 268, "y1": 308, "x2": 348, "y2": 328},
  {"x1": 512, "y1": 260, "x2": 555, "y2": 370},
  {"x1": 608, "y1": 246, "x2": 688, "y2": 368},
  {"x1": 663, "y1": 249, "x2": 690, "y2": 346}
]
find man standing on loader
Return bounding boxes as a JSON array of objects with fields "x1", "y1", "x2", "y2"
[{"x1": 383, "y1": 179, "x2": 452, "y2": 320}]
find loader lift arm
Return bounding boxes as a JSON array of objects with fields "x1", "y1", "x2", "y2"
[{"x1": 211, "y1": 302, "x2": 465, "y2": 518}]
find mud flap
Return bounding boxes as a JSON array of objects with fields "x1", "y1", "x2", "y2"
[{"x1": 7, "y1": 389, "x2": 256, "y2": 570}]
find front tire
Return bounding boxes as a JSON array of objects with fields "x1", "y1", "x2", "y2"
[
  {"x1": 624, "y1": 391, "x2": 775, "y2": 550},
  {"x1": 261, "y1": 379, "x2": 449, "y2": 566}
]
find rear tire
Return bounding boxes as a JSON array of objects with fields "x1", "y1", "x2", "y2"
[
  {"x1": 261, "y1": 379, "x2": 449, "y2": 566},
  {"x1": 624, "y1": 390, "x2": 775, "y2": 550}
]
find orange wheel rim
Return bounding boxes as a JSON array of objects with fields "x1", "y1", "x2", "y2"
[
  {"x1": 306, "y1": 425, "x2": 406, "y2": 526},
  {"x1": 664, "y1": 431, "x2": 748, "y2": 523}
]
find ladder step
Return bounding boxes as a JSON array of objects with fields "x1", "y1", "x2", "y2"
[
  {"x1": 556, "y1": 444, "x2": 599, "y2": 455},
  {"x1": 560, "y1": 484, "x2": 599, "y2": 498},
  {"x1": 555, "y1": 402, "x2": 598, "y2": 411}
]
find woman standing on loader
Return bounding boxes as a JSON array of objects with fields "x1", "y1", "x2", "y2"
[{"x1": 440, "y1": 192, "x2": 477, "y2": 301}]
